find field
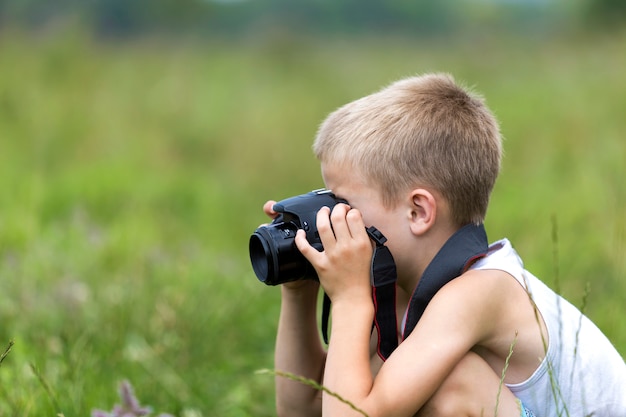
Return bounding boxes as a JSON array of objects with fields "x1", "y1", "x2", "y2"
[{"x1": 0, "y1": 28, "x2": 625, "y2": 415}]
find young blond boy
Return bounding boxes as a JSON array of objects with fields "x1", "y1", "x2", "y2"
[{"x1": 263, "y1": 73, "x2": 626, "y2": 417}]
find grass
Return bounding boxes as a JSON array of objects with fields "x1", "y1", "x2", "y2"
[{"x1": 0, "y1": 27, "x2": 624, "y2": 415}]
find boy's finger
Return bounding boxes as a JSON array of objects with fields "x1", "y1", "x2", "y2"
[
  {"x1": 315, "y1": 206, "x2": 337, "y2": 248},
  {"x1": 295, "y1": 229, "x2": 321, "y2": 264},
  {"x1": 263, "y1": 200, "x2": 279, "y2": 218},
  {"x1": 346, "y1": 208, "x2": 366, "y2": 236},
  {"x1": 329, "y1": 203, "x2": 352, "y2": 238}
]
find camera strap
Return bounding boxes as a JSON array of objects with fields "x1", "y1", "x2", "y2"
[
  {"x1": 368, "y1": 227, "x2": 399, "y2": 361},
  {"x1": 320, "y1": 226, "x2": 399, "y2": 361},
  {"x1": 402, "y1": 223, "x2": 489, "y2": 339}
]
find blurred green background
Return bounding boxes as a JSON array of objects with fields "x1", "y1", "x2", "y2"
[{"x1": 0, "y1": 1, "x2": 624, "y2": 415}]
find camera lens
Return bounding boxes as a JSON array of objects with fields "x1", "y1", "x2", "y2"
[
  {"x1": 249, "y1": 222, "x2": 312, "y2": 285},
  {"x1": 249, "y1": 231, "x2": 274, "y2": 283}
]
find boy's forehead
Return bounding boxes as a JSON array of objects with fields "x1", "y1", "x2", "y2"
[
  {"x1": 321, "y1": 161, "x2": 351, "y2": 189},
  {"x1": 321, "y1": 161, "x2": 373, "y2": 198}
]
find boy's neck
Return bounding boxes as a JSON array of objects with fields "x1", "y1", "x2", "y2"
[{"x1": 398, "y1": 222, "x2": 460, "y2": 296}]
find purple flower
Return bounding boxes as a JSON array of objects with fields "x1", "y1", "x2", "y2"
[
  {"x1": 91, "y1": 380, "x2": 172, "y2": 417},
  {"x1": 118, "y1": 380, "x2": 153, "y2": 416}
]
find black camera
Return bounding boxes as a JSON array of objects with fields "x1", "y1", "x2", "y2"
[{"x1": 249, "y1": 189, "x2": 348, "y2": 286}]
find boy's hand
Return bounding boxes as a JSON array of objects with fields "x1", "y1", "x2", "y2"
[{"x1": 295, "y1": 204, "x2": 373, "y2": 304}]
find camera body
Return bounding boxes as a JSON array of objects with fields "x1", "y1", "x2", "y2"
[{"x1": 249, "y1": 189, "x2": 347, "y2": 285}]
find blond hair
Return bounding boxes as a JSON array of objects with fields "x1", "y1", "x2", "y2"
[{"x1": 314, "y1": 73, "x2": 502, "y2": 226}]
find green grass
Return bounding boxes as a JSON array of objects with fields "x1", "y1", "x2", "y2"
[{"x1": 0, "y1": 27, "x2": 624, "y2": 415}]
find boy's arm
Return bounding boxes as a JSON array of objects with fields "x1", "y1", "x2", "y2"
[
  {"x1": 275, "y1": 280, "x2": 326, "y2": 417},
  {"x1": 261, "y1": 200, "x2": 326, "y2": 416},
  {"x1": 295, "y1": 205, "x2": 499, "y2": 417}
]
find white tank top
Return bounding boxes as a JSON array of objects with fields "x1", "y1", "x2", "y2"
[{"x1": 471, "y1": 239, "x2": 626, "y2": 417}]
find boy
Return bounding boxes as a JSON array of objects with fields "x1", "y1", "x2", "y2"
[{"x1": 262, "y1": 73, "x2": 626, "y2": 416}]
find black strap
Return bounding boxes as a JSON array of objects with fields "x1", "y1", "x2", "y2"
[
  {"x1": 368, "y1": 227, "x2": 398, "y2": 361},
  {"x1": 403, "y1": 223, "x2": 488, "y2": 339},
  {"x1": 322, "y1": 292, "x2": 331, "y2": 344},
  {"x1": 320, "y1": 226, "x2": 398, "y2": 361}
]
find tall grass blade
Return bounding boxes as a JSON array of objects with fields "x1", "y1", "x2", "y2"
[
  {"x1": 256, "y1": 369, "x2": 370, "y2": 417},
  {"x1": 30, "y1": 362, "x2": 61, "y2": 414},
  {"x1": 0, "y1": 340, "x2": 14, "y2": 368}
]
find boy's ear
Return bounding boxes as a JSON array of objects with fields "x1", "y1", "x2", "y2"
[{"x1": 408, "y1": 189, "x2": 437, "y2": 236}]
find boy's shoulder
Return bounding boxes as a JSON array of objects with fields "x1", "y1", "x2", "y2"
[
  {"x1": 395, "y1": 268, "x2": 524, "y2": 360},
  {"x1": 432, "y1": 268, "x2": 518, "y2": 319}
]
